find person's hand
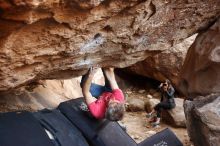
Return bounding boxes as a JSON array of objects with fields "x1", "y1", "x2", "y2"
[{"x1": 88, "y1": 67, "x2": 99, "y2": 78}]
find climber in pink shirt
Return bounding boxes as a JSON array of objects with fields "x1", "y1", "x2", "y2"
[{"x1": 81, "y1": 67, "x2": 125, "y2": 121}]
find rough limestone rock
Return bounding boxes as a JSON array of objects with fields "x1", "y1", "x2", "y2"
[
  {"x1": 0, "y1": 69, "x2": 103, "y2": 111},
  {"x1": 152, "y1": 92, "x2": 161, "y2": 99},
  {"x1": 144, "y1": 98, "x2": 160, "y2": 113},
  {"x1": 184, "y1": 94, "x2": 220, "y2": 146},
  {"x1": 0, "y1": 78, "x2": 83, "y2": 111},
  {"x1": 162, "y1": 98, "x2": 186, "y2": 128},
  {"x1": 179, "y1": 18, "x2": 220, "y2": 97},
  {"x1": 0, "y1": 0, "x2": 220, "y2": 91},
  {"x1": 179, "y1": 18, "x2": 220, "y2": 146},
  {"x1": 146, "y1": 94, "x2": 153, "y2": 99},
  {"x1": 124, "y1": 34, "x2": 197, "y2": 88},
  {"x1": 126, "y1": 98, "x2": 145, "y2": 112}
]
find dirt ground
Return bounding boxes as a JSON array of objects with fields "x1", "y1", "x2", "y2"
[
  {"x1": 121, "y1": 111, "x2": 193, "y2": 146},
  {"x1": 118, "y1": 78, "x2": 193, "y2": 146}
]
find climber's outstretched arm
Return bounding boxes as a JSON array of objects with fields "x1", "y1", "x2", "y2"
[
  {"x1": 103, "y1": 68, "x2": 119, "y2": 90},
  {"x1": 82, "y1": 68, "x2": 97, "y2": 105}
]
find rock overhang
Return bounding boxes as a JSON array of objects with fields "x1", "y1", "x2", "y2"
[{"x1": 0, "y1": 0, "x2": 220, "y2": 91}]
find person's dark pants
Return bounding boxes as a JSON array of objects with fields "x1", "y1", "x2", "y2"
[
  {"x1": 80, "y1": 69, "x2": 112, "y2": 98},
  {"x1": 154, "y1": 102, "x2": 172, "y2": 118}
]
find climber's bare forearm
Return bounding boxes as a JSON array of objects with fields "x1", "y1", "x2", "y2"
[
  {"x1": 82, "y1": 68, "x2": 97, "y2": 105},
  {"x1": 82, "y1": 75, "x2": 92, "y2": 95},
  {"x1": 104, "y1": 68, "x2": 119, "y2": 90},
  {"x1": 83, "y1": 92, "x2": 96, "y2": 105},
  {"x1": 109, "y1": 78, "x2": 119, "y2": 90},
  {"x1": 82, "y1": 78, "x2": 96, "y2": 104}
]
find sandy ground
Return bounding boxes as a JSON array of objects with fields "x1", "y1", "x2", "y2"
[{"x1": 121, "y1": 111, "x2": 192, "y2": 146}]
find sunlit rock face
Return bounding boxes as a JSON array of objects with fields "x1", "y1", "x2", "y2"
[
  {"x1": 0, "y1": 69, "x2": 104, "y2": 111},
  {"x1": 0, "y1": 0, "x2": 220, "y2": 91},
  {"x1": 0, "y1": 79, "x2": 83, "y2": 112},
  {"x1": 179, "y1": 18, "x2": 220, "y2": 97}
]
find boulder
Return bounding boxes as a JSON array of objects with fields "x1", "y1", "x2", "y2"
[
  {"x1": 152, "y1": 92, "x2": 161, "y2": 99},
  {"x1": 144, "y1": 98, "x2": 160, "y2": 113},
  {"x1": 146, "y1": 94, "x2": 153, "y2": 99},
  {"x1": 145, "y1": 97, "x2": 186, "y2": 127},
  {"x1": 124, "y1": 34, "x2": 197, "y2": 88},
  {"x1": 184, "y1": 94, "x2": 220, "y2": 146},
  {"x1": 179, "y1": 18, "x2": 220, "y2": 97},
  {"x1": 178, "y1": 18, "x2": 220, "y2": 146},
  {"x1": 138, "y1": 89, "x2": 146, "y2": 94},
  {"x1": 126, "y1": 98, "x2": 145, "y2": 112},
  {"x1": 0, "y1": 78, "x2": 82, "y2": 111},
  {"x1": 0, "y1": 0, "x2": 220, "y2": 91},
  {"x1": 162, "y1": 98, "x2": 186, "y2": 128},
  {"x1": 148, "y1": 89, "x2": 157, "y2": 95},
  {"x1": 0, "y1": 69, "x2": 104, "y2": 111}
]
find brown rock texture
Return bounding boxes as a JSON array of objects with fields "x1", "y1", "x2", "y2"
[
  {"x1": 0, "y1": 0, "x2": 220, "y2": 91},
  {"x1": 162, "y1": 98, "x2": 186, "y2": 128},
  {"x1": 124, "y1": 34, "x2": 197, "y2": 88},
  {"x1": 0, "y1": 78, "x2": 83, "y2": 111},
  {"x1": 184, "y1": 94, "x2": 220, "y2": 146},
  {"x1": 126, "y1": 98, "x2": 145, "y2": 112},
  {"x1": 144, "y1": 98, "x2": 160, "y2": 112},
  {"x1": 179, "y1": 18, "x2": 220, "y2": 97},
  {"x1": 0, "y1": 69, "x2": 103, "y2": 111}
]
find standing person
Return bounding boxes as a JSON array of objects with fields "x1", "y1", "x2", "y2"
[
  {"x1": 146, "y1": 79, "x2": 176, "y2": 126},
  {"x1": 81, "y1": 67, "x2": 125, "y2": 121}
]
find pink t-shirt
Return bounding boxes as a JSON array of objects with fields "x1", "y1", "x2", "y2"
[{"x1": 88, "y1": 89, "x2": 124, "y2": 119}]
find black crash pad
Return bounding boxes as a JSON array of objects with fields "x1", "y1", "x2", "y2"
[
  {"x1": 58, "y1": 98, "x2": 137, "y2": 146},
  {"x1": 58, "y1": 98, "x2": 183, "y2": 146},
  {"x1": 98, "y1": 121, "x2": 137, "y2": 146},
  {"x1": 138, "y1": 128, "x2": 183, "y2": 146},
  {"x1": 0, "y1": 111, "x2": 54, "y2": 146},
  {"x1": 33, "y1": 109, "x2": 89, "y2": 146}
]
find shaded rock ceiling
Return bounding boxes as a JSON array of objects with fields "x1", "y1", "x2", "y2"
[{"x1": 0, "y1": 0, "x2": 220, "y2": 91}]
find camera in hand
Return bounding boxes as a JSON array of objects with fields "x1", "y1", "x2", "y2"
[{"x1": 163, "y1": 83, "x2": 168, "y2": 87}]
